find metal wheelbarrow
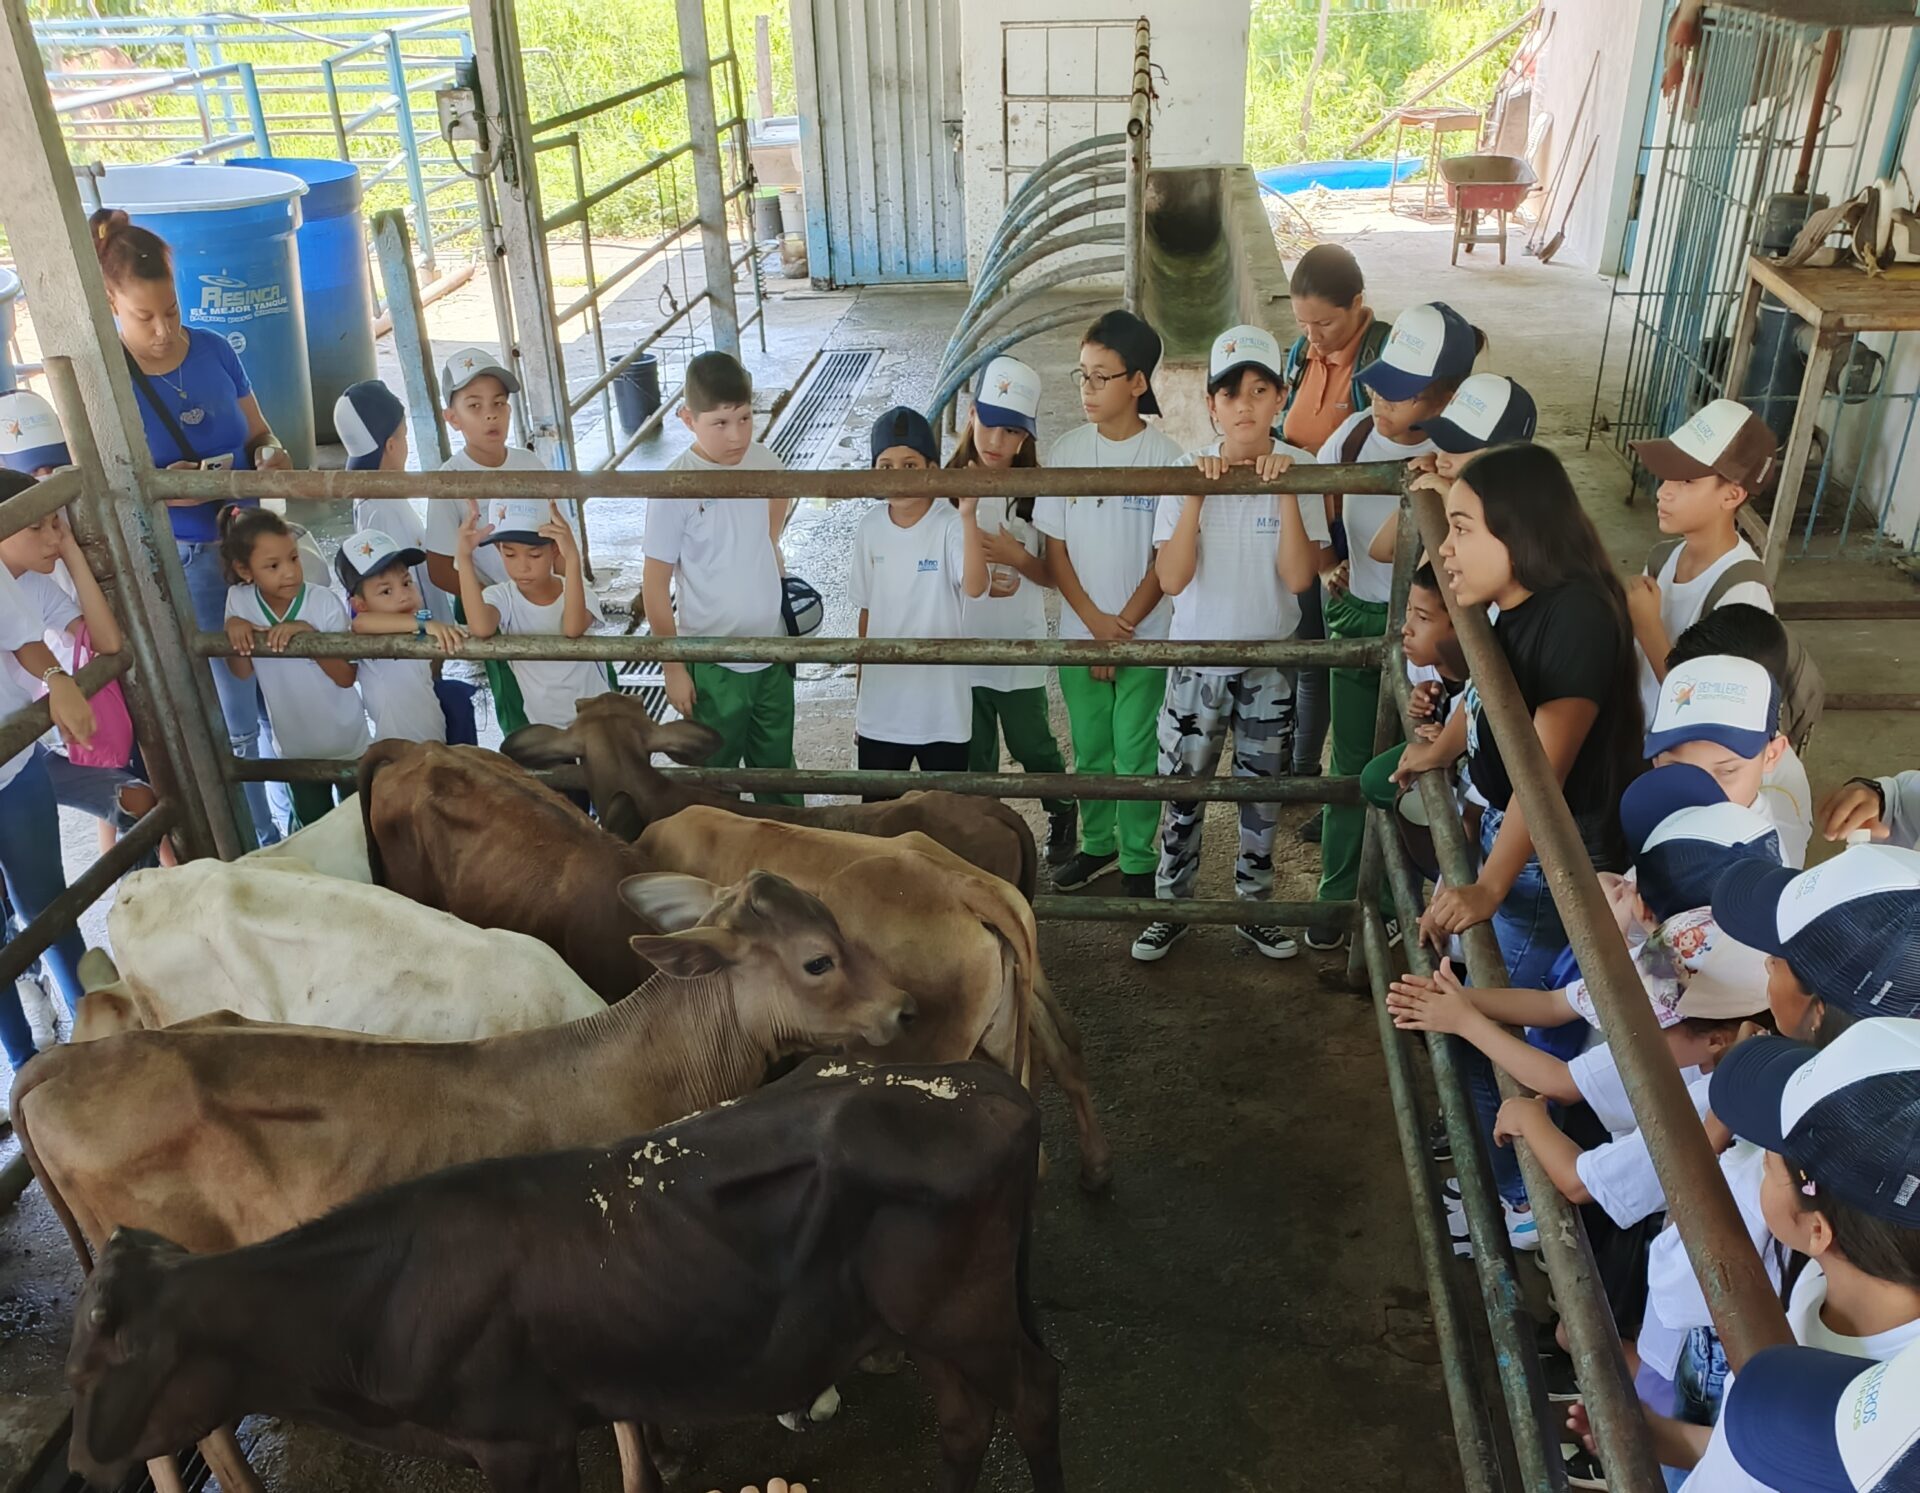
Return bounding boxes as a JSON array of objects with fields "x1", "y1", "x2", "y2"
[{"x1": 1439, "y1": 154, "x2": 1537, "y2": 265}]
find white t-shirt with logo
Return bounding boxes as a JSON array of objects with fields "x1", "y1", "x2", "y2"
[
  {"x1": 482, "y1": 581, "x2": 610, "y2": 730},
  {"x1": 355, "y1": 657, "x2": 445, "y2": 744},
  {"x1": 1034, "y1": 423, "x2": 1181, "y2": 644},
  {"x1": 1152, "y1": 437, "x2": 1314, "y2": 675},
  {"x1": 0, "y1": 567, "x2": 50, "y2": 790},
  {"x1": 423, "y1": 448, "x2": 579, "y2": 589},
  {"x1": 849, "y1": 501, "x2": 971, "y2": 746},
  {"x1": 225, "y1": 582, "x2": 372, "y2": 761},
  {"x1": 353, "y1": 496, "x2": 453, "y2": 624},
  {"x1": 1308, "y1": 413, "x2": 1435, "y2": 605},
  {"x1": 645, "y1": 442, "x2": 787, "y2": 675},
  {"x1": 1637, "y1": 539, "x2": 1774, "y2": 723},
  {"x1": 960, "y1": 497, "x2": 1047, "y2": 693}
]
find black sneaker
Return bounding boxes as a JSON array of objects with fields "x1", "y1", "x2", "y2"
[
  {"x1": 1541, "y1": 1349, "x2": 1581, "y2": 1403},
  {"x1": 1236, "y1": 923, "x2": 1299, "y2": 959},
  {"x1": 1428, "y1": 1118, "x2": 1452, "y2": 1162},
  {"x1": 1046, "y1": 807, "x2": 1079, "y2": 867},
  {"x1": 1563, "y1": 1448, "x2": 1607, "y2": 1490},
  {"x1": 1051, "y1": 849, "x2": 1117, "y2": 891},
  {"x1": 1297, "y1": 813, "x2": 1324, "y2": 844},
  {"x1": 1304, "y1": 918, "x2": 1348, "y2": 951},
  {"x1": 1131, "y1": 919, "x2": 1189, "y2": 962},
  {"x1": 1120, "y1": 870, "x2": 1156, "y2": 898}
]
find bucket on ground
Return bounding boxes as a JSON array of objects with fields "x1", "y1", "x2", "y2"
[
  {"x1": 614, "y1": 353, "x2": 662, "y2": 435},
  {"x1": 231, "y1": 156, "x2": 377, "y2": 444},
  {"x1": 0, "y1": 269, "x2": 20, "y2": 395},
  {"x1": 753, "y1": 188, "x2": 782, "y2": 242},
  {"x1": 99, "y1": 163, "x2": 317, "y2": 469}
]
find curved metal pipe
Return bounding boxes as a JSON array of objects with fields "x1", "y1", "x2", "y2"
[
  {"x1": 938, "y1": 226, "x2": 1123, "y2": 385},
  {"x1": 980, "y1": 177, "x2": 1126, "y2": 286},
  {"x1": 978, "y1": 140, "x2": 1125, "y2": 266},
  {"x1": 942, "y1": 193, "x2": 1128, "y2": 375},
  {"x1": 946, "y1": 274, "x2": 1119, "y2": 384},
  {"x1": 927, "y1": 305, "x2": 1115, "y2": 427}
]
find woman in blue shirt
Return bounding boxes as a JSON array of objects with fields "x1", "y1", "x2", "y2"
[{"x1": 93, "y1": 209, "x2": 294, "y2": 844}]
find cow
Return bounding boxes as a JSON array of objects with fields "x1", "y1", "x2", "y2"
[
  {"x1": 73, "y1": 859, "x2": 603, "y2": 1042},
  {"x1": 640, "y1": 807, "x2": 1111, "y2": 1192},
  {"x1": 500, "y1": 692, "x2": 1038, "y2": 900},
  {"x1": 65, "y1": 1059, "x2": 1063, "y2": 1493},
  {"x1": 241, "y1": 794, "x2": 373, "y2": 881},
  {"x1": 15, "y1": 870, "x2": 908, "y2": 1493},
  {"x1": 357, "y1": 741, "x2": 660, "y2": 1002}
]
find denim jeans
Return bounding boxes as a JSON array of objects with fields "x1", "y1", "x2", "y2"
[
  {"x1": 0, "y1": 746, "x2": 89, "y2": 1066},
  {"x1": 1664, "y1": 1328, "x2": 1730, "y2": 1490},
  {"x1": 1290, "y1": 578, "x2": 1329, "y2": 775},
  {"x1": 177, "y1": 541, "x2": 278, "y2": 845}
]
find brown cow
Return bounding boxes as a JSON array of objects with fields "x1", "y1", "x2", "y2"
[
  {"x1": 640, "y1": 806, "x2": 1111, "y2": 1192},
  {"x1": 13, "y1": 870, "x2": 908, "y2": 1493},
  {"x1": 501, "y1": 692, "x2": 1039, "y2": 900},
  {"x1": 357, "y1": 740, "x2": 652, "y2": 1001}
]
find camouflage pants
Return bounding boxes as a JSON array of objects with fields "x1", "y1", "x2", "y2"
[{"x1": 1155, "y1": 665, "x2": 1296, "y2": 901}]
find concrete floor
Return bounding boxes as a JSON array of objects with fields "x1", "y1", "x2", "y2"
[{"x1": 4, "y1": 189, "x2": 1918, "y2": 1492}]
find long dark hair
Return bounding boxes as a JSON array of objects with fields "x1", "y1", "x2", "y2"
[
  {"x1": 1459, "y1": 442, "x2": 1645, "y2": 808},
  {"x1": 947, "y1": 422, "x2": 1038, "y2": 523}
]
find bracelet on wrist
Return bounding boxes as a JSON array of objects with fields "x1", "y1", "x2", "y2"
[{"x1": 40, "y1": 662, "x2": 68, "y2": 684}]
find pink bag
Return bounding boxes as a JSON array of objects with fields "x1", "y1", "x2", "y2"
[{"x1": 60, "y1": 622, "x2": 135, "y2": 769}]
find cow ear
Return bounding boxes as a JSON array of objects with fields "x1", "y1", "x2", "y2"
[
  {"x1": 630, "y1": 926, "x2": 742, "y2": 979},
  {"x1": 649, "y1": 719, "x2": 725, "y2": 766},
  {"x1": 500, "y1": 724, "x2": 581, "y2": 767},
  {"x1": 619, "y1": 872, "x2": 722, "y2": 932}
]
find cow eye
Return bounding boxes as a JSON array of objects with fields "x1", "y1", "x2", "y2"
[{"x1": 803, "y1": 954, "x2": 834, "y2": 976}]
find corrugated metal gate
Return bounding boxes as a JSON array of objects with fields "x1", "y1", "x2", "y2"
[{"x1": 791, "y1": 0, "x2": 967, "y2": 285}]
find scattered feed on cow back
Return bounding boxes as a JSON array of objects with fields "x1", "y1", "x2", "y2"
[{"x1": 0, "y1": 808, "x2": 1460, "y2": 1492}]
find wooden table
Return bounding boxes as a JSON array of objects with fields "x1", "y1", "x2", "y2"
[
  {"x1": 1386, "y1": 106, "x2": 1482, "y2": 219},
  {"x1": 1723, "y1": 256, "x2": 1920, "y2": 583}
]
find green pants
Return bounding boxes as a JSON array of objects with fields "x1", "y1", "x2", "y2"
[
  {"x1": 1360, "y1": 740, "x2": 1404, "y2": 811},
  {"x1": 451, "y1": 595, "x2": 531, "y2": 736},
  {"x1": 1318, "y1": 590, "x2": 1390, "y2": 906},
  {"x1": 969, "y1": 685, "x2": 1070, "y2": 815},
  {"x1": 1058, "y1": 665, "x2": 1165, "y2": 873},
  {"x1": 691, "y1": 662, "x2": 801, "y2": 806},
  {"x1": 289, "y1": 779, "x2": 345, "y2": 832}
]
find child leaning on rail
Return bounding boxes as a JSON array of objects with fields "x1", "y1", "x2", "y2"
[{"x1": 336, "y1": 527, "x2": 468, "y2": 745}]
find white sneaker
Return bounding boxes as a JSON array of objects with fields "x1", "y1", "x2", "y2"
[
  {"x1": 1503, "y1": 1199, "x2": 1541, "y2": 1252},
  {"x1": 16, "y1": 975, "x2": 55, "y2": 1052}
]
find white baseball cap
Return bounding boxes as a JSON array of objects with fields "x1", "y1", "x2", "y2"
[
  {"x1": 1632, "y1": 398, "x2": 1778, "y2": 491},
  {"x1": 1416, "y1": 373, "x2": 1538, "y2": 453},
  {"x1": 1721, "y1": 1337, "x2": 1920, "y2": 1492},
  {"x1": 1565, "y1": 906, "x2": 1769, "y2": 1029},
  {"x1": 480, "y1": 498, "x2": 552, "y2": 546},
  {"x1": 1208, "y1": 324, "x2": 1285, "y2": 387},
  {"x1": 0, "y1": 390, "x2": 70, "y2": 474},
  {"x1": 441, "y1": 345, "x2": 521, "y2": 401},
  {"x1": 973, "y1": 355, "x2": 1042, "y2": 436},
  {"x1": 334, "y1": 527, "x2": 425, "y2": 593},
  {"x1": 1644, "y1": 654, "x2": 1783, "y2": 760}
]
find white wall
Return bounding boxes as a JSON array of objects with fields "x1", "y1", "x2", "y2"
[
  {"x1": 1529, "y1": 0, "x2": 1665, "y2": 275},
  {"x1": 958, "y1": 0, "x2": 1251, "y2": 279}
]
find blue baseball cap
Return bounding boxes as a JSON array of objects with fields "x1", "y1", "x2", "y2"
[
  {"x1": 1723, "y1": 1340, "x2": 1920, "y2": 1493},
  {"x1": 1415, "y1": 373, "x2": 1538, "y2": 453},
  {"x1": 1622, "y1": 763, "x2": 1726, "y2": 855},
  {"x1": 0, "y1": 390, "x2": 70, "y2": 474},
  {"x1": 1358, "y1": 302, "x2": 1483, "y2": 402},
  {"x1": 1629, "y1": 792, "x2": 1783, "y2": 923},
  {"x1": 870, "y1": 406, "x2": 939, "y2": 466},
  {"x1": 1645, "y1": 654, "x2": 1783, "y2": 760},
  {"x1": 973, "y1": 355, "x2": 1042, "y2": 437},
  {"x1": 1710, "y1": 1017, "x2": 1920, "y2": 1224},
  {"x1": 1712, "y1": 845, "x2": 1920, "y2": 1019},
  {"x1": 335, "y1": 380, "x2": 406, "y2": 472}
]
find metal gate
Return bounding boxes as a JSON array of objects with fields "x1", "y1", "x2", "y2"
[{"x1": 791, "y1": 0, "x2": 966, "y2": 286}]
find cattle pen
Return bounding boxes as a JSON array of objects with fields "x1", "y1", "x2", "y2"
[{"x1": 0, "y1": 5, "x2": 1800, "y2": 1492}]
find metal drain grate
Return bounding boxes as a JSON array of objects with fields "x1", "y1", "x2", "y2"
[
  {"x1": 765, "y1": 349, "x2": 881, "y2": 470},
  {"x1": 27, "y1": 1441, "x2": 219, "y2": 1493}
]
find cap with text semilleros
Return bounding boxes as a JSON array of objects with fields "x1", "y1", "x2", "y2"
[
  {"x1": 1632, "y1": 397, "x2": 1779, "y2": 491},
  {"x1": 1644, "y1": 654, "x2": 1783, "y2": 760},
  {"x1": 0, "y1": 390, "x2": 71, "y2": 474},
  {"x1": 1415, "y1": 372, "x2": 1538, "y2": 453},
  {"x1": 1208, "y1": 324, "x2": 1285, "y2": 387},
  {"x1": 1722, "y1": 1338, "x2": 1920, "y2": 1493}
]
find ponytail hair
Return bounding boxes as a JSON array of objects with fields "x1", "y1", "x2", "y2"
[
  {"x1": 90, "y1": 209, "x2": 173, "y2": 289},
  {"x1": 217, "y1": 505, "x2": 290, "y2": 585}
]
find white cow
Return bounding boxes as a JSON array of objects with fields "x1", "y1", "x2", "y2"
[
  {"x1": 77, "y1": 859, "x2": 603, "y2": 1043},
  {"x1": 240, "y1": 794, "x2": 374, "y2": 882}
]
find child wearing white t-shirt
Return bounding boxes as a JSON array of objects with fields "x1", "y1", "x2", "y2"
[
  {"x1": 220, "y1": 508, "x2": 369, "y2": 830},
  {"x1": 1038, "y1": 310, "x2": 1184, "y2": 897},
  {"x1": 850, "y1": 407, "x2": 988, "y2": 797},
  {"x1": 457, "y1": 498, "x2": 609, "y2": 733},
  {"x1": 335, "y1": 527, "x2": 468, "y2": 745}
]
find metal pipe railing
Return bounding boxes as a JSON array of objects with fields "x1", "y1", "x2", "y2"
[
  {"x1": 0, "y1": 800, "x2": 173, "y2": 990},
  {"x1": 1125, "y1": 17, "x2": 1152, "y2": 313},
  {"x1": 1407, "y1": 485, "x2": 1793, "y2": 1373},
  {"x1": 0, "y1": 466, "x2": 83, "y2": 539},
  {"x1": 0, "y1": 651, "x2": 133, "y2": 764}
]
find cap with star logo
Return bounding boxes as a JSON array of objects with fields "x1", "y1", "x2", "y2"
[
  {"x1": 1208, "y1": 324, "x2": 1285, "y2": 388},
  {"x1": 334, "y1": 528, "x2": 426, "y2": 594},
  {"x1": 0, "y1": 390, "x2": 71, "y2": 474},
  {"x1": 973, "y1": 356, "x2": 1042, "y2": 437},
  {"x1": 440, "y1": 345, "x2": 520, "y2": 401}
]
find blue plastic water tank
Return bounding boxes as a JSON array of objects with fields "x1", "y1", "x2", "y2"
[
  {"x1": 98, "y1": 164, "x2": 316, "y2": 468},
  {"x1": 0, "y1": 269, "x2": 20, "y2": 394},
  {"x1": 230, "y1": 156, "x2": 377, "y2": 443}
]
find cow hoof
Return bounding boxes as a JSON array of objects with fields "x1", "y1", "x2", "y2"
[
  {"x1": 1079, "y1": 1154, "x2": 1115, "y2": 1194},
  {"x1": 858, "y1": 1348, "x2": 905, "y2": 1376},
  {"x1": 807, "y1": 1385, "x2": 842, "y2": 1422},
  {"x1": 776, "y1": 1411, "x2": 805, "y2": 1434}
]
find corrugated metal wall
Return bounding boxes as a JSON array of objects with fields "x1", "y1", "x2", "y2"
[{"x1": 793, "y1": 0, "x2": 967, "y2": 285}]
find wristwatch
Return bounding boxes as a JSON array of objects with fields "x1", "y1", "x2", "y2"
[
  {"x1": 414, "y1": 608, "x2": 432, "y2": 639},
  {"x1": 1847, "y1": 776, "x2": 1888, "y2": 819}
]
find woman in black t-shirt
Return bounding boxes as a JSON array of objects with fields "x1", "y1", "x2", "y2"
[{"x1": 1424, "y1": 443, "x2": 1643, "y2": 990}]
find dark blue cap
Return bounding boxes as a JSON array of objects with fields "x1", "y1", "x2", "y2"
[
  {"x1": 334, "y1": 380, "x2": 406, "y2": 472},
  {"x1": 1712, "y1": 847, "x2": 1920, "y2": 1019},
  {"x1": 1358, "y1": 302, "x2": 1482, "y2": 402},
  {"x1": 870, "y1": 406, "x2": 939, "y2": 466},
  {"x1": 1726, "y1": 1341, "x2": 1920, "y2": 1493},
  {"x1": 1709, "y1": 1019, "x2": 1920, "y2": 1224},
  {"x1": 1622, "y1": 763, "x2": 1726, "y2": 856},
  {"x1": 1416, "y1": 373, "x2": 1538, "y2": 453}
]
